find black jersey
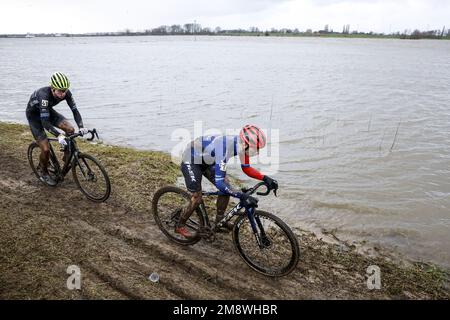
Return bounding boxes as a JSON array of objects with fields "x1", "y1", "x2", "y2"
[{"x1": 26, "y1": 86, "x2": 83, "y2": 136}]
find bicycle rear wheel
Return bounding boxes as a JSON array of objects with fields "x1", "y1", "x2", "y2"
[
  {"x1": 233, "y1": 210, "x2": 300, "y2": 277},
  {"x1": 152, "y1": 186, "x2": 205, "y2": 245},
  {"x1": 72, "y1": 153, "x2": 111, "y2": 202},
  {"x1": 27, "y1": 142, "x2": 59, "y2": 183}
]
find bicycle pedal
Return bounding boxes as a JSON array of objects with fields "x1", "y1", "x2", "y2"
[
  {"x1": 214, "y1": 227, "x2": 232, "y2": 234},
  {"x1": 204, "y1": 234, "x2": 216, "y2": 243}
]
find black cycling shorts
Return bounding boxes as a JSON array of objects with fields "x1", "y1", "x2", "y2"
[
  {"x1": 181, "y1": 161, "x2": 216, "y2": 193},
  {"x1": 26, "y1": 109, "x2": 66, "y2": 141}
]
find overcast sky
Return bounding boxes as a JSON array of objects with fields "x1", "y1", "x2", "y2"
[{"x1": 1, "y1": 0, "x2": 449, "y2": 34}]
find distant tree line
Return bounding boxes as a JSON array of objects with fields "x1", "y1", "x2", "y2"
[
  {"x1": 1, "y1": 23, "x2": 449, "y2": 39},
  {"x1": 399, "y1": 28, "x2": 449, "y2": 39}
]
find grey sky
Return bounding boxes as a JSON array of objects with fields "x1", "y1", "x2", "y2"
[{"x1": 1, "y1": 0, "x2": 449, "y2": 34}]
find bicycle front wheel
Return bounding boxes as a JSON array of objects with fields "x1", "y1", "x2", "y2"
[
  {"x1": 152, "y1": 186, "x2": 205, "y2": 245},
  {"x1": 72, "y1": 153, "x2": 111, "y2": 202},
  {"x1": 233, "y1": 210, "x2": 300, "y2": 277}
]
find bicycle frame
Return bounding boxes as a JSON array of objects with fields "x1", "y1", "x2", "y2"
[
  {"x1": 198, "y1": 192, "x2": 244, "y2": 230},
  {"x1": 47, "y1": 138, "x2": 76, "y2": 180},
  {"x1": 198, "y1": 182, "x2": 272, "y2": 247},
  {"x1": 46, "y1": 129, "x2": 98, "y2": 181}
]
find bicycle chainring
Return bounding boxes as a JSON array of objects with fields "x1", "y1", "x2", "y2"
[{"x1": 198, "y1": 226, "x2": 216, "y2": 243}]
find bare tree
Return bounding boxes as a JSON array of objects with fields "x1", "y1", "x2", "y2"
[
  {"x1": 184, "y1": 23, "x2": 194, "y2": 33},
  {"x1": 170, "y1": 25, "x2": 183, "y2": 34}
]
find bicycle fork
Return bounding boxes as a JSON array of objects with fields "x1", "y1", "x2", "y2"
[
  {"x1": 73, "y1": 153, "x2": 95, "y2": 182},
  {"x1": 246, "y1": 207, "x2": 272, "y2": 249}
]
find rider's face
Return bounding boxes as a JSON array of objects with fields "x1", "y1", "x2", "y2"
[
  {"x1": 246, "y1": 145, "x2": 260, "y2": 157},
  {"x1": 52, "y1": 88, "x2": 67, "y2": 99},
  {"x1": 239, "y1": 140, "x2": 260, "y2": 157}
]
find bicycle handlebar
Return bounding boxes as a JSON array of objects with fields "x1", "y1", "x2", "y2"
[
  {"x1": 86, "y1": 129, "x2": 99, "y2": 141},
  {"x1": 244, "y1": 181, "x2": 278, "y2": 197},
  {"x1": 67, "y1": 129, "x2": 99, "y2": 141}
]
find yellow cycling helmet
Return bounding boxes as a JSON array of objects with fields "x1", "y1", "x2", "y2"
[{"x1": 50, "y1": 72, "x2": 70, "y2": 90}]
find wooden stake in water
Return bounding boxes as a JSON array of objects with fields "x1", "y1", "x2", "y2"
[
  {"x1": 390, "y1": 122, "x2": 401, "y2": 152},
  {"x1": 379, "y1": 128, "x2": 387, "y2": 152},
  {"x1": 269, "y1": 94, "x2": 274, "y2": 122}
]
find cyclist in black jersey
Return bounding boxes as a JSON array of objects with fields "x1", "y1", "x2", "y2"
[{"x1": 25, "y1": 72, "x2": 89, "y2": 186}]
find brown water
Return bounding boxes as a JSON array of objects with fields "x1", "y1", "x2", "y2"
[{"x1": 1, "y1": 36, "x2": 449, "y2": 267}]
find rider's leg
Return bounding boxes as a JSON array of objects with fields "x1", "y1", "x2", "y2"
[
  {"x1": 27, "y1": 111, "x2": 56, "y2": 185},
  {"x1": 36, "y1": 138, "x2": 57, "y2": 186},
  {"x1": 216, "y1": 195, "x2": 230, "y2": 221},
  {"x1": 215, "y1": 194, "x2": 235, "y2": 230},
  {"x1": 207, "y1": 172, "x2": 233, "y2": 230},
  {"x1": 37, "y1": 139, "x2": 51, "y2": 174},
  {"x1": 57, "y1": 120, "x2": 75, "y2": 135},
  {"x1": 28, "y1": 113, "x2": 49, "y2": 173},
  {"x1": 56, "y1": 120, "x2": 74, "y2": 163},
  {"x1": 174, "y1": 191, "x2": 202, "y2": 238},
  {"x1": 178, "y1": 161, "x2": 204, "y2": 237},
  {"x1": 178, "y1": 191, "x2": 203, "y2": 227}
]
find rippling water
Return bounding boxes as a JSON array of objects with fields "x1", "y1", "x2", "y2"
[{"x1": 1, "y1": 36, "x2": 449, "y2": 267}]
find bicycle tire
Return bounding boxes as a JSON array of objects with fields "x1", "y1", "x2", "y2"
[
  {"x1": 233, "y1": 210, "x2": 300, "y2": 277},
  {"x1": 27, "y1": 141, "x2": 59, "y2": 183},
  {"x1": 152, "y1": 186, "x2": 205, "y2": 245},
  {"x1": 72, "y1": 153, "x2": 111, "y2": 202}
]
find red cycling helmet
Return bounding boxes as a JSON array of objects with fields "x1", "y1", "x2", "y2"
[{"x1": 239, "y1": 125, "x2": 267, "y2": 150}]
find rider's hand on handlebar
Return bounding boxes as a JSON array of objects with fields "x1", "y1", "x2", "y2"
[
  {"x1": 263, "y1": 175, "x2": 278, "y2": 191},
  {"x1": 240, "y1": 193, "x2": 259, "y2": 208},
  {"x1": 241, "y1": 187, "x2": 251, "y2": 193},
  {"x1": 79, "y1": 127, "x2": 89, "y2": 136},
  {"x1": 57, "y1": 134, "x2": 67, "y2": 146}
]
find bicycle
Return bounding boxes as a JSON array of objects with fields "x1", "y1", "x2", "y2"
[
  {"x1": 27, "y1": 129, "x2": 111, "y2": 202},
  {"x1": 152, "y1": 182, "x2": 300, "y2": 277}
]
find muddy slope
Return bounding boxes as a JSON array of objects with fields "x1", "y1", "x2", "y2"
[{"x1": 0, "y1": 122, "x2": 448, "y2": 299}]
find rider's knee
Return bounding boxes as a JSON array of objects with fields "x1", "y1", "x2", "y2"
[
  {"x1": 41, "y1": 149, "x2": 50, "y2": 158},
  {"x1": 59, "y1": 121, "x2": 75, "y2": 135},
  {"x1": 39, "y1": 143, "x2": 50, "y2": 154},
  {"x1": 191, "y1": 192, "x2": 203, "y2": 206},
  {"x1": 216, "y1": 195, "x2": 230, "y2": 210},
  {"x1": 218, "y1": 194, "x2": 230, "y2": 201},
  {"x1": 65, "y1": 126, "x2": 75, "y2": 135}
]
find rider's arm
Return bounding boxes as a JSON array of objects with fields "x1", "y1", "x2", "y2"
[
  {"x1": 215, "y1": 164, "x2": 242, "y2": 199},
  {"x1": 240, "y1": 153, "x2": 265, "y2": 180},
  {"x1": 215, "y1": 163, "x2": 243, "y2": 199},
  {"x1": 38, "y1": 99, "x2": 60, "y2": 137},
  {"x1": 214, "y1": 137, "x2": 243, "y2": 199},
  {"x1": 66, "y1": 91, "x2": 84, "y2": 128}
]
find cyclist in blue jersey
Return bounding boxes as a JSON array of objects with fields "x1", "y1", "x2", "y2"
[
  {"x1": 177, "y1": 125, "x2": 279, "y2": 238},
  {"x1": 26, "y1": 72, "x2": 89, "y2": 186}
]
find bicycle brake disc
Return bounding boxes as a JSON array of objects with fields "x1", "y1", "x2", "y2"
[
  {"x1": 261, "y1": 236, "x2": 273, "y2": 248},
  {"x1": 87, "y1": 172, "x2": 97, "y2": 182}
]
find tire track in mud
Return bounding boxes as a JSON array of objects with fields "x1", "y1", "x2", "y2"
[
  {"x1": 1, "y1": 156, "x2": 296, "y2": 299},
  {"x1": 0, "y1": 144, "x2": 389, "y2": 300},
  {"x1": 90, "y1": 191, "x2": 309, "y2": 299},
  {"x1": 2, "y1": 126, "x2": 449, "y2": 300},
  {"x1": 102, "y1": 225, "x2": 265, "y2": 300},
  {"x1": 1, "y1": 186, "x2": 207, "y2": 299}
]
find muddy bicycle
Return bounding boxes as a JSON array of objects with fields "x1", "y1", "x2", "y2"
[
  {"x1": 152, "y1": 182, "x2": 300, "y2": 277},
  {"x1": 27, "y1": 129, "x2": 111, "y2": 202}
]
